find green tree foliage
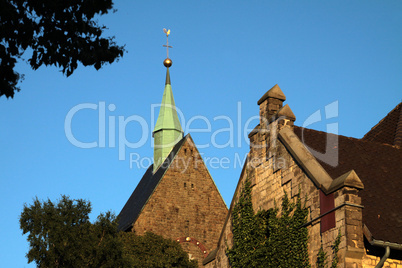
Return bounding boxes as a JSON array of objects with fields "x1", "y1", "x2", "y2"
[
  {"x1": 120, "y1": 232, "x2": 198, "y2": 268},
  {"x1": 0, "y1": 0, "x2": 125, "y2": 98},
  {"x1": 227, "y1": 178, "x2": 310, "y2": 268},
  {"x1": 20, "y1": 195, "x2": 197, "y2": 267},
  {"x1": 19, "y1": 195, "x2": 127, "y2": 267}
]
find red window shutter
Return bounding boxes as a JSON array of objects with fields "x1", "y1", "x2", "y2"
[{"x1": 320, "y1": 190, "x2": 335, "y2": 233}]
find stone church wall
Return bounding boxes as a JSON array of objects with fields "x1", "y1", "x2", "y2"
[
  {"x1": 205, "y1": 89, "x2": 366, "y2": 267},
  {"x1": 132, "y1": 136, "x2": 228, "y2": 267},
  {"x1": 362, "y1": 253, "x2": 402, "y2": 268}
]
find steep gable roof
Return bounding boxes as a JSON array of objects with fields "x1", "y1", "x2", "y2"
[
  {"x1": 118, "y1": 135, "x2": 188, "y2": 231},
  {"x1": 293, "y1": 126, "x2": 402, "y2": 244},
  {"x1": 362, "y1": 102, "x2": 402, "y2": 147}
]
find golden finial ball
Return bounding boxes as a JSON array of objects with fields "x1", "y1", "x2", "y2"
[{"x1": 163, "y1": 58, "x2": 172, "y2": 68}]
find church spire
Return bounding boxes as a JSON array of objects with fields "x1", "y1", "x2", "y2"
[{"x1": 153, "y1": 29, "x2": 183, "y2": 172}]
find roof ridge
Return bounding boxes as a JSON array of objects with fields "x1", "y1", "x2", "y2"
[
  {"x1": 362, "y1": 102, "x2": 402, "y2": 143},
  {"x1": 294, "y1": 125, "x2": 402, "y2": 151},
  {"x1": 358, "y1": 138, "x2": 401, "y2": 150},
  {"x1": 294, "y1": 125, "x2": 356, "y2": 141},
  {"x1": 393, "y1": 102, "x2": 402, "y2": 147}
]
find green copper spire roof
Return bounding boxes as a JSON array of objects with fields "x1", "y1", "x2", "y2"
[
  {"x1": 153, "y1": 66, "x2": 183, "y2": 172},
  {"x1": 165, "y1": 67, "x2": 171, "y2": 85},
  {"x1": 153, "y1": 68, "x2": 183, "y2": 134},
  {"x1": 153, "y1": 29, "x2": 183, "y2": 172}
]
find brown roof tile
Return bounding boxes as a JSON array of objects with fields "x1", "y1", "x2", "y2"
[
  {"x1": 294, "y1": 126, "x2": 402, "y2": 244},
  {"x1": 362, "y1": 102, "x2": 402, "y2": 146}
]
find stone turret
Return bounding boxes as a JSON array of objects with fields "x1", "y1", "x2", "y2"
[{"x1": 258, "y1": 84, "x2": 286, "y2": 121}]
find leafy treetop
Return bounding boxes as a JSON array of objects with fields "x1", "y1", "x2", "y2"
[
  {"x1": 20, "y1": 195, "x2": 197, "y2": 268},
  {"x1": 20, "y1": 195, "x2": 127, "y2": 267},
  {"x1": 120, "y1": 232, "x2": 198, "y2": 268}
]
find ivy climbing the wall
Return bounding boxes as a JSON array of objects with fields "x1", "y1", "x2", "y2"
[
  {"x1": 331, "y1": 230, "x2": 341, "y2": 268},
  {"x1": 227, "y1": 178, "x2": 310, "y2": 268},
  {"x1": 317, "y1": 246, "x2": 328, "y2": 268},
  {"x1": 316, "y1": 229, "x2": 341, "y2": 268}
]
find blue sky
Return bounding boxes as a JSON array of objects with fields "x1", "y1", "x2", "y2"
[{"x1": 1, "y1": 1, "x2": 401, "y2": 266}]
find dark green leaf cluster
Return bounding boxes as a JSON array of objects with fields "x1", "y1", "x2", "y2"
[
  {"x1": 0, "y1": 0, "x2": 125, "y2": 98},
  {"x1": 227, "y1": 178, "x2": 310, "y2": 268},
  {"x1": 266, "y1": 192, "x2": 310, "y2": 267},
  {"x1": 316, "y1": 246, "x2": 328, "y2": 268},
  {"x1": 20, "y1": 195, "x2": 197, "y2": 267},
  {"x1": 19, "y1": 195, "x2": 127, "y2": 267},
  {"x1": 120, "y1": 232, "x2": 198, "y2": 268}
]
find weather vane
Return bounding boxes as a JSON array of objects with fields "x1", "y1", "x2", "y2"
[{"x1": 163, "y1": 28, "x2": 172, "y2": 68}]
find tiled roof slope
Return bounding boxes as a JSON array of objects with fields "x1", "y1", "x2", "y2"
[
  {"x1": 293, "y1": 126, "x2": 402, "y2": 244},
  {"x1": 362, "y1": 102, "x2": 402, "y2": 146},
  {"x1": 117, "y1": 135, "x2": 187, "y2": 231}
]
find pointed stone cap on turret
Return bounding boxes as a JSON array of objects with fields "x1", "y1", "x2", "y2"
[
  {"x1": 327, "y1": 170, "x2": 364, "y2": 193},
  {"x1": 276, "y1": 104, "x2": 296, "y2": 121},
  {"x1": 257, "y1": 84, "x2": 286, "y2": 105}
]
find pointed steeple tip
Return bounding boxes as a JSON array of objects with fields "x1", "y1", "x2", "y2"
[
  {"x1": 257, "y1": 84, "x2": 286, "y2": 105},
  {"x1": 165, "y1": 67, "x2": 171, "y2": 85}
]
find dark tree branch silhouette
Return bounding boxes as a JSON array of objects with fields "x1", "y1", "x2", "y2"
[{"x1": 0, "y1": 0, "x2": 125, "y2": 98}]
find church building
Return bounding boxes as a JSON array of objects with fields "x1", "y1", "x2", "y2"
[
  {"x1": 118, "y1": 31, "x2": 401, "y2": 268},
  {"x1": 118, "y1": 32, "x2": 228, "y2": 266},
  {"x1": 204, "y1": 85, "x2": 402, "y2": 268}
]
